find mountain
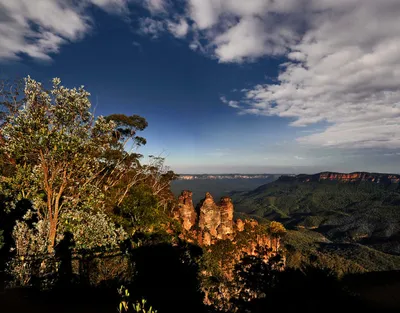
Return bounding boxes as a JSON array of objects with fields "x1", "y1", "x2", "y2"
[{"x1": 231, "y1": 172, "x2": 400, "y2": 272}]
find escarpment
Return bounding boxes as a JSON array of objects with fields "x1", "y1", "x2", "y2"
[{"x1": 281, "y1": 172, "x2": 400, "y2": 184}]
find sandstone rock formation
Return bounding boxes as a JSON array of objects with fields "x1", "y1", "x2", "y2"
[
  {"x1": 174, "y1": 190, "x2": 282, "y2": 253},
  {"x1": 173, "y1": 191, "x2": 285, "y2": 310},
  {"x1": 217, "y1": 196, "x2": 234, "y2": 239},
  {"x1": 198, "y1": 192, "x2": 221, "y2": 237},
  {"x1": 236, "y1": 218, "x2": 245, "y2": 232},
  {"x1": 174, "y1": 190, "x2": 197, "y2": 231}
]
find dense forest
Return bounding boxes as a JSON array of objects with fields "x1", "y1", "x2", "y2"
[
  {"x1": 0, "y1": 77, "x2": 399, "y2": 312},
  {"x1": 232, "y1": 175, "x2": 400, "y2": 273}
]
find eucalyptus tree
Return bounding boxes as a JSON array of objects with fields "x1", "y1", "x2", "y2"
[{"x1": 0, "y1": 76, "x2": 147, "y2": 252}]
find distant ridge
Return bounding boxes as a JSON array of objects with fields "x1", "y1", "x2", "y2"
[
  {"x1": 176, "y1": 174, "x2": 281, "y2": 180},
  {"x1": 232, "y1": 170, "x2": 400, "y2": 260},
  {"x1": 279, "y1": 172, "x2": 400, "y2": 184}
]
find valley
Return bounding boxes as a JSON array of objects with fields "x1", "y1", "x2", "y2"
[{"x1": 229, "y1": 172, "x2": 400, "y2": 272}]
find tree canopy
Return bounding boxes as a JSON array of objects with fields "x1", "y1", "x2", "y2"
[{"x1": 0, "y1": 76, "x2": 175, "y2": 254}]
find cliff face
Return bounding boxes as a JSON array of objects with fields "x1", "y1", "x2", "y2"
[
  {"x1": 282, "y1": 172, "x2": 400, "y2": 184},
  {"x1": 174, "y1": 191, "x2": 281, "y2": 253},
  {"x1": 173, "y1": 191, "x2": 285, "y2": 310},
  {"x1": 197, "y1": 193, "x2": 235, "y2": 240},
  {"x1": 217, "y1": 196, "x2": 234, "y2": 239},
  {"x1": 174, "y1": 190, "x2": 197, "y2": 231},
  {"x1": 198, "y1": 192, "x2": 221, "y2": 237}
]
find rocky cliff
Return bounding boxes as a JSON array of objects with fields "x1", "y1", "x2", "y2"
[
  {"x1": 217, "y1": 196, "x2": 235, "y2": 239},
  {"x1": 174, "y1": 190, "x2": 197, "y2": 231},
  {"x1": 173, "y1": 190, "x2": 282, "y2": 255},
  {"x1": 173, "y1": 191, "x2": 285, "y2": 311},
  {"x1": 280, "y1": 172, "x2": 400, "y2": 184},
  {"x1": 198, "y1": 192, "x2": 222, "y2": 238}
]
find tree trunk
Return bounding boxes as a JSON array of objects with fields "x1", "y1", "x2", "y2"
[{"x1": 48, "y1": 219, "x2": 57, "y2": 253}]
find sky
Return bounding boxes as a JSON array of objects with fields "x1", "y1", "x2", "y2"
[{"x1": 1, "y1": 0, "x2": 400, "y2": 174}]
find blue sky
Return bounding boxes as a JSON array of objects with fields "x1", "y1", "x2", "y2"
[{"x1": 1, "y1": 0, "x2": 400, "y2": 174}]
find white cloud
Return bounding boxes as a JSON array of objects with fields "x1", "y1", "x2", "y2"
[
  {"x1": 188, "y1": 0, "x2": 299, "y2": 62},
  {"x1": 213, "y1": 16, "x2": 291, "y2": 63},
  {"x1": 227, "y1": 0, "x2": 400, "y2": 149},
  {"x1": 0, "y1": 0, "x2": 128, "y2": 61},
  {"x1": 188, "y1": 0, "x2": 219, "y2": 30},
  {"x1": 227, "y1": 101, "x2": 240, "y2": 109},
  {"x1": 167, "y1": 18, "x2": 189, "y2": 38},
  {"x1": 220, "y1": 96, "x2": 241, "y2": 109},
  {"x1": 140, "y1": 0, "x2": 400, "y2": 150},
  {"x1": 143, "y1": 0, "x2": 299, "y2": 62},
  {"x1": 138, "y1": 17, "x2": 165, "y2": 38},
  {"x1": 220, "y1": 96, "x2": 228, "y2": 103},
  {"x1": 90, "y1": 0, "x2": 129, "y2": 13},
  {"x1": 143, "y1": 0, "x2": 167, "y2": 14},
  {"x1": 139, "y1": 16, "x2": 189, "y2": 40},
  {"x1": 189, "y1": 43, "x2": 198, "y2": 50},
  {"x1": 294, "y1": 156, "x2": 305, "y2": 160}
]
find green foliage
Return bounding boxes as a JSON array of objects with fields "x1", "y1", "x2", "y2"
[
  {"x1": 235, "y1": 180, "x2": 400, "y2": 225},
  {"x1": 200, "y1": 221, "x2": 284, "y2": 281},
  {"x1": 118, "y1": 286, "x2": 158, "y2": 313},
  {"x1": 233, "y1": 254, "x2": 284, "y2": 302},
  {"x1": 8, "y1": 210, "x2": 54, "y2": 287},
  {"x1": 106, "y1": 114, "x2": 148, "y2": 147},
  {"x1": 283, "y1": 229, "x2": 400, "y2": 275},
  {"x1": 235, "y1": 221, "x2": 271, "y2": 249},
  {"x1": 117, "y1": 185, "x2": 158, "y2": 230},
  {"x1": 234, "y1": 178, "x2": 400, "y2": 272},
  {"x1": 0, "y1": 76, "x2": 180, "y2": 289},
  {"x1": 1, "y1": 76, "x2": 123, "y2": 250},
  {"x1": 268, "y1": 221, "x2": 286, "y2": 237},
  {"x1": 114, "y1": 184, "x2": 173, "y2": 236},
  {"x1": 201, "y1": 239, "x2": 237, "y2": 278},
  {"x1": 59, "y1": 210, "x2": 128, "y2": 251},
  {"x1": 0, "y1": 76, "x2": 156, "y2": 255}
]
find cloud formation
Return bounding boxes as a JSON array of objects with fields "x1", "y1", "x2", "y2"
[
  {"x1": 138, "y1": 17, "x2": 165, "y2": 38},
  {"x1": 186, "y1": 0, "x2": 300, "y2": 62},
  {"x1": 220, "y1": 96, "x2": 240, "y2": 109},
  {"x1": 2, "y1": 0, "x2": 400, "y2": 151},
  {"x1": 167, "y1": 18, "x2": 189, "y2": 38},
  {"x1": 138, "y1": 0, "x2": 400, "y2": 149},
  {"x1": 143, "y1": 0, "x2": 167, "y2": 14},
  {"x1": 0, "y1": 0, "x2": 128, "y2": 60},
  {"x1": 239, "y1": 0, "x2": 400, "y2": 149}
]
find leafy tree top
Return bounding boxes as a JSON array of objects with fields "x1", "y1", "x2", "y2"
[{"x1": 0, "y1": 76, "x2": 148, "y2": 251}]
